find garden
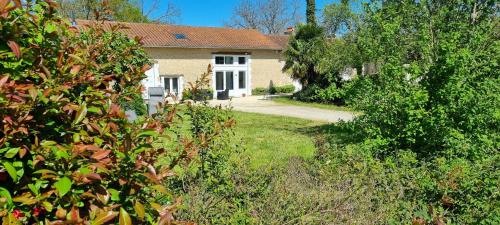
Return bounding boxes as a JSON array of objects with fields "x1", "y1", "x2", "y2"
[{"x1": 1, "y1": 0, "x2": 499, "y2": 224}]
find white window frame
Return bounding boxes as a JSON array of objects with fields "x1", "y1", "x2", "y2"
[
  {"x1": 161, "y1": 75, "x2": 184, "y2": 99},
  {"x1": 211, "y1": 54, "x2": 251, "y2": 98}
]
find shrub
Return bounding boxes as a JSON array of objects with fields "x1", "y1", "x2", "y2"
[
  {"x1": 184, "y1": 65, "x2": 214, "y2": 102},
  {"x1": 274, "y1": 84, "x2": 295, "y2": 94},
  {"x1": 183, "y1": 89, "x2": 213, "y2": 101},
  {"x1": 293, "y1": 83, "x2": 344, "y2": 104},
  {"x1": 252, "y1": 85, "x2": 296, "y2": 96},
  {"x1": 0, "y1": 2, "x2": 206, "y2": 223},
  {"x1": 331, "y1": 0, "x2": 500, "y2": 223},
  {"x1": 118, "y1": 93, "x2": 147, "y2": 116},
  {"x1": 252, "y1": 87, "x2": 268, "y2": 95}
]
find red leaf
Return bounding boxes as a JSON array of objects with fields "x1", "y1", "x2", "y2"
[
  {"x1": 119, "y1": 178, "x2": 127, "y2": 185},
  {"x1": 7, "y1": 41, "x2": 21, "y2": 58},
  {"x1": 85, "y1": 173, "x2": 102, "y2": 181},
  {"x1": 70, "y1": 65, "x2": 81, "y2": 75},
  {"x1": 91, "y1": 150, "x2": 111, "y2": 160},
  {"x1": 0, "y1": 75, "x2": 8, "y2": 88},
  {"x1": 0, "y1": 0, "x2": 8, "y2": 10}
]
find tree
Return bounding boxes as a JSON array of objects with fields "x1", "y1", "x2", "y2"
[
  {"x1": 225, "y1": 0, "x2": 302, "y2": 34},
  {"x1": 138, "y1": 0, "x2": 181, "y2": 24},
  {"x1": 59, "y1": 0, "x2": 181, "y2": 23},
  {"x1": 351, "y1": 0, "x2": 499, "y2": 159},
  {"x1": 306, "y1": 0, "x2": 316, "y2": 25},
  {"x1": 322, "y1": 0, "x2": 359, "y2": 37},
  {"x1": 282, "y1": 24, "x2": 326, "y2": 86}
]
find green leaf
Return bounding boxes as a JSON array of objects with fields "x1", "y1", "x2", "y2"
[
  {"x1": 54, "y1": 177, "x2": 72, "y2": 197},
  {"x1": 119, "y1": 208, "x2": 132, "y2": 225},
  {"x1": 134, "y1": 201, "x2": 145, "y2": 220},
  {"x1": 28, "y1": 183, "x2": 39, "y2": 195},
  {"x1": 41, "y1": 140, "x2": 57, "y2": 147},
  {"x1": 2, "y1": 212, "x2": 21, "y2": 225},
  {"x1": 2, "y1": 161, "x2": 17, "y2": 182},
  {"x1": 4, "y1": 148, "x2": 19, "y2": 158},
  {"x1": 0, "y1": 187, "x2": 12, "y2": 205},
  {"x1": 73, "y1": 102, "x2": 87, "y2": 125},
  {"x1": 137, "y1": 130, "x2": 158, "y2": 138},
  {"x1": 87, "y1": 106, "x2": 102, "y2": 114},
  {"x1": 42, "y1": 201, "x2": 54, "y2": 212},
  {"x1": 91, "y1": 210, "x2": 118, "y2": 225},
  {"x1": 109, "y1": 189, "x2": 120, "y2": 201}
]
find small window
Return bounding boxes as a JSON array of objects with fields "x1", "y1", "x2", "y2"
[
  {"x1": 239, "y1": 71, "x2": 246, "y2": 89},
  {"x1": 224, "y1": 56, "x2": 234, "y2": 65},
  {"x1": 238, "y1": 57, "x2": 246, "y2": 65},
  {"x1": 215, "y1": 56, "x2": 224, "y2": 64},
  {"x1": 164, "y1": 77, "x2": 181, "y2": 96},
  {"x1": 174, "y1": 34, "x2": 187, "y2": 39}
]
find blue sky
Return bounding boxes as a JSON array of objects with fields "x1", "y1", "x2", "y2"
[{"x1": 144, "y1": 0, "x2": 359, "y2": 27}]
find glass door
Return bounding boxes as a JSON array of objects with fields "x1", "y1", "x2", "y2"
[{"x1": 215, "y1": 71, "x2": 234, "y2": 94}]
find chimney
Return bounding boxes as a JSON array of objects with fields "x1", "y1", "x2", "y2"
[{"x1": 284, "y1": 27, "x2": 295, "y2": 35}]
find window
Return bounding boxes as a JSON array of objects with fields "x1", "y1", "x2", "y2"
[
  {"x1": 215, "y1": 72, "x2": 224, "y2": 90},
  {"x1": 164, "y1": 77, "x2": 170, "y2": 92},
  {"x1": 238, "y1": 57, "x2": 246, "y2": 65},
  {"x1": 172, "y1": 77, "x2": 179, "y2": 94},
  {"x1": 224, "y1": 56, "x2": 234, "y2": 64},
  {"x1": 215, "y1": 56, "x2": 224, "y2": 65},
  {"x1": 164, "y1": 77, "x2": 181, "y2": 96},
  {"x1": 174, "y1": 34, "x2": 187, "y2": 39},
  {"x1": 239, "y1": 71, "x2": 246, "y2": 89},
  {"x1": 226, "y1": 71, "x2": 234, "y2": 90}
]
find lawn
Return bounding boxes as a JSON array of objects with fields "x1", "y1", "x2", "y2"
[
  {"x1": 232, "y1": 111, "x2": 325, "y2": 168},
  {"x1": 271, "y1": 96, "x2": 353, "y2": 111}
]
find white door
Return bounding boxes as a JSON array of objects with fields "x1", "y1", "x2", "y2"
[
  {"x1": 212, "y1": 55, "x2": 250, "y2": 98},
  {"x1": 214, "y1": 70, "x2": 248, "y2": 97}
]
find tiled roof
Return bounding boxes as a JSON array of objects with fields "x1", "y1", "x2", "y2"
[
  {"x1": 266, "y1": 35, "x2": 289, "y2": 49},
  {"x1": 75, "y1": 20, "x2": 285, "y2": 50}
]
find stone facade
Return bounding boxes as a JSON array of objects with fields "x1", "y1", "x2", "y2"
[{"x1": 145, "y1": 47, "x2": 293, "y2": 91}]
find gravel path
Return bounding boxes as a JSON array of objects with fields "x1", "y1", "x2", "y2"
[{"x1": 208, "y1": 96, "x2": 355, "y2": 122}]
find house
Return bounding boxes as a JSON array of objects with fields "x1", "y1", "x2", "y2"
[{"x1": 75, "y1": 20, "x2": 298, "y2": 99}]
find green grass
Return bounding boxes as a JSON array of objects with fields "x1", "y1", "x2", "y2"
[
  {"x1": 271, "y1": 96, "x2": 353, "y2": 111},
  {"x1": 232, "y1": 111, "x2": 325, "y2": 168}
]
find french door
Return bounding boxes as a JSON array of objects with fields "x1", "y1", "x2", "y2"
[{"x1": 215, "y1": 70, "x2": 247, "y2": 97}]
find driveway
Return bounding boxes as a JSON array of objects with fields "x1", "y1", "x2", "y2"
[{"x1": 208, "y1": 96, "x2": 355, "y2": 122}]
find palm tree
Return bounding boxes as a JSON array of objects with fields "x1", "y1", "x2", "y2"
[{"x1": 282, "y1": 24, "x2": 325, "y2": 86}]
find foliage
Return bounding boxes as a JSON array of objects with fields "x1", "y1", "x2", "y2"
[
  {"x1": 60, "y1": 0, "x2": 149, "y2": 22},
  {"x1": 322, "y1": 0, "x2": 358, "y2": 37},
  {"x1": 118, "y1": 93, "x2": 147, "y2": 116},
  {"x1": 293, "y1": 83, "x2": 344, "y2": 104},
  {"x1": 0, "y1": 1, "x2": 202, "y2": 224},
  {"x1": 282, "y1": 23, "x2": 326, "y2": 86},
  {"x1": 305, "y1": 0, "x2": 316, "y2": 25},
  {"x1": 183, "y1": 65, "x2": 214, "y2": 102},
  {"x1": 251, "y1": 85, "x2": 295, "y2": 95},
  {"x1": 272, "y1": 84, "x2": 295, "y2": 94},
  {"x1": 334, "y1": 0, "x2": 500, "y2": 223},
  {"x1": 251, "y1": 87, "x2": 268, "y2": 95},
  {"x1": 352, "y1": 0, "x2": 499, "y2": 159}
]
